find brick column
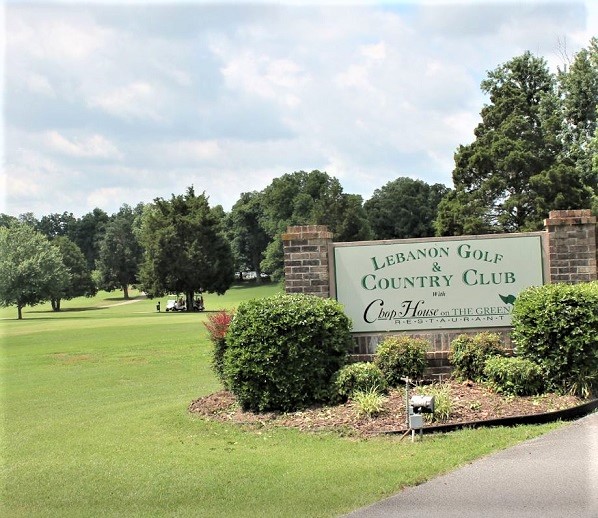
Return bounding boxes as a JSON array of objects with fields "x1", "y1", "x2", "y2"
[
  {"x1": 544, "y1": 209, "x2": 597, "y2": 283},
  {"x1": 282, "y1": 225, "x2": 333, "y2": 297}
]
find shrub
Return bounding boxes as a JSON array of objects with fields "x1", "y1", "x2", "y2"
[
  {"x1": 483, "y1": 356, "x2": 544, "y2": 396},
  {"x1": 203, "y1": 310, "x2": 235, "y2": 387},
  {"x1": 374, "y1": 336, "x2": 429, "y2": 387},
  {"x1": 333, "y1": 362, "x2": 387, "y2": 402},
  {"x1": 415, "y1": 383, "x2": 453, "y2": 423},
  {"x1": 512, "y1": 282, "x2": 598, "y2": 397},
  {"x1": 352, "y1": 387, "x2": 387, "y2": 418},
  {"x1": 223, "y1": 293, "x2": 353, "y2": 412},
  {"x1": 448, "y1": 332, "x2": 506, "y2": 381}
]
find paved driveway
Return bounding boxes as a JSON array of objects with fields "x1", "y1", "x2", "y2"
[{"x1": 345, "y1": 412, "x2": 598, "y2": 518}]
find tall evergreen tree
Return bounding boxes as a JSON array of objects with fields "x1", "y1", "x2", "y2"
[
  {"x1": 139, "y1": 187, "x2": 234, "y2": 308},
  {"x1": 436, "y1": 51, "x2": 593, "y2": 235},
  {"x1": 557, "y1": 37, "x2": 598, "y2": 196}
]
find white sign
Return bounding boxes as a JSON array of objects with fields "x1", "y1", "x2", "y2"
[{"x1": 333, "y1": 235, "x2": 545, "y2": 332}]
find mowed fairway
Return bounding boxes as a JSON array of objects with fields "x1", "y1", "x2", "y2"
[{"x1": 1, "y1": 284, "x2": 563, "y2": 517}]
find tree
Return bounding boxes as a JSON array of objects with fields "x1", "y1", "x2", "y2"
[
  {"x1": 71, "y1": 208, "x2": 109, "y2": 271},
  {"x1": 139, "y1": 187, "x2": 234, "y2": 309},
  {"x1": 50, "y1": 236, "x2": 97, "y2": 310},
  {"x1": 557, "y1": 37, "x2": 598, "y2": 199},
  {"x1": 436, "y1": 51, "x2": 593, "y2": 235},
  {"x1": 0, "y1": 223, "x2": 68, "y2": 319},
  {"x1": 228, "y1": 191, "x2": 270, "y2": 281},
  {"x1": 364, "y1": 177, "x2": 449, "y2": 239},
  {"x1": 335, "y1": 193, "x2": 373, "y2": 243},
  {"x1": 18, "y1": 212, "x2": 39, "y2": 228},
  {"x1": 591, "y1": 127, "x2": 598, "y2": 215},
  {"x1": 434, "y1": 190, "x2": 493, "y2": 236},
  {"x1": 96, "y1": 205, "x2": 143, "y2": 300},
  {"x1": 259, "y1": 170, "x2": 372, "y2": 278},
  {"x1": 0, "y1": 213, "x2": 17, "y2": 228},
  {"x1": 36, "y1": 212, "x2": 77, "y2": 240}
]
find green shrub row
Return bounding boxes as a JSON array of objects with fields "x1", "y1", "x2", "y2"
[
  {"x1": 447, "y1": 282, "x2": 597, "y2": 397},
  {"x1": 209, "y1": 282, "x2": 595, "y2": 413}
]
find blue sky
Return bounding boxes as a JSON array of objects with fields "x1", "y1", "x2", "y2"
[{"x1": 3, "y1": 1, "x2": 597, "y2": 218}]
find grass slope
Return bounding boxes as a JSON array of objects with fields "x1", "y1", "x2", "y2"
[{"x1": 1, "y1": 283, "x2": 563, "y2": 517}]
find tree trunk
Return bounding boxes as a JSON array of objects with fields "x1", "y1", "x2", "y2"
[
  {"x1": 51, "y1": 298, "x2": 61, "y2": 311},
  {"x1": 122, "y1": 284, "x2": 129, "y2": 300},
  {"x1": 17, "y1": 305, "x2": 23, "y2": 320}
]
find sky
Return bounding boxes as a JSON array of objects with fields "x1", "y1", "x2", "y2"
[{"x1": 2, "y1": 1, "x2": 597, "y2": 218}]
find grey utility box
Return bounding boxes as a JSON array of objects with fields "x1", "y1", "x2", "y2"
[
  {"x1": 409, "y1": 413, "x2": 424, "y2": 430},
  {"x1": 409, "y1": 395, "x2": 435, "y2": 414}
]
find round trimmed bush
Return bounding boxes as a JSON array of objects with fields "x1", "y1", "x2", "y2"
[
  {"x1": 512, "y1": 282, "x2": 598, "y2": 397},
  {"x1": 223, "y1": 293, "x2": 353, "y2": 412},
  {"x1": 333, "y1": 362, "x2": 388, "y2": 402},
  {"x1": 448, "y1": 332, "x2": 506, "y2": 381},
  {"x1": 374, "y1": 336, "x2": 429, "y2": 387}
]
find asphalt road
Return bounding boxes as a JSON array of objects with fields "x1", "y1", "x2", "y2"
[{"x1": 345, "y1": 412, "x2": 598, "y2": 518}]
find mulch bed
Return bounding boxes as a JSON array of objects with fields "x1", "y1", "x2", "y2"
[{"x1": 188, "y1": 380, "x2": 586, "y2": 438}]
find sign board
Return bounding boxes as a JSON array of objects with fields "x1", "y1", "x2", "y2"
[{"x1": 332, "y1": 234, "x2": 545, "y2": 332}]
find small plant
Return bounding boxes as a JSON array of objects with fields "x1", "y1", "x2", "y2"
[
  {"x1": 415, "y1": 383, "x2": 453, "y2": 423},
  {"x1": 203, "y1": 309, "x2": 235, "y2": 386},
  {"x1": 374, "y1": 336, "x2": 429, "y2": 387},
  {"x1": 448, "y1": 332, "x2": 506, "y2": 381},
  {"x1": 469, "y1": 400, "x2": 482, "y2": 412},
  {"x1": 352, "y1": 387, "x2": 387, "y2": 418},
  {"x1": 484, "y1": 356, "x2": 545, "y2": 396},
  {"x1": 332, "y1": 362, "x2": 388, "y2": 402}
]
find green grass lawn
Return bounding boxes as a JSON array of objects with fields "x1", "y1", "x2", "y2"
[{"x1": 1, "y1": 283, "x2": 564, "y2": 517}]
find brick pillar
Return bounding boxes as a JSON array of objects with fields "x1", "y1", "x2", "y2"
[
  {"x1": 544, "y1": 209, "x2": 597, "y2": 283},
  {"x1": 282, "y1": 225, "x2": 333, "y2": 297}
]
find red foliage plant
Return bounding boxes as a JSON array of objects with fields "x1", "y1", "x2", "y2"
[{"x1": 204, "y1": 310, "x2": 234, "y2": 343}]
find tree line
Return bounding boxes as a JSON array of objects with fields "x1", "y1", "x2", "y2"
[{"x1": 1, "y1": 40, "x2": 596, "y2": 318}]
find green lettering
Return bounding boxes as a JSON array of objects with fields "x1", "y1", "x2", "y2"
[
  {"x1": 362, "y1": 274, "x2": 376, "y2": 290},
  {"x1": 370, "y1": 257, "x2": 384, "y2": 271}
]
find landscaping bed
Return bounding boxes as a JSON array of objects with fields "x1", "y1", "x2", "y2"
[{"x1": 189, "y1": 380, "x2": 590, "y2": 437}]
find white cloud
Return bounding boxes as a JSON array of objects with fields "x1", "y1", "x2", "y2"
[
  {"x1": 361, "y1": 41, "x2": 386, "y2": 61},
  {"x1": 219, "y1": 50, "x2": 309, "y2": 109},
  {"x1": 163, "y1": 139, "x2": 223, "y2": 162},
  {"x1": 89, "y1": 81, "x2": 164, "y2": 121},
  {"x1": 7, "y1": 9, "x2": 111, "y2": 62},
  {"x1": 45, "y1": 131, "x2": 122, "y2": 159},
  {"x1": 24, "y1": 72, "x2": 56, "y2": 97},
  {"x1": 3, "y1": 2, "x2": 596, "y2": 219}
]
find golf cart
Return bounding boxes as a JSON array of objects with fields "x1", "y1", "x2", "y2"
[{"x1": 165, "y1": 298, "x2": 186, "y2": 312}]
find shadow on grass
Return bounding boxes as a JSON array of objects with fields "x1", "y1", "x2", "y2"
[
  {"x1": 30, "y1": 307, "x2": 109, "y2": 314},
  {"x1": 104, "y1": 295, "x2": 143, "y2": 301},
  {"x1": 230, "y1": 281, "x2": 275, "y2": 290}
]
